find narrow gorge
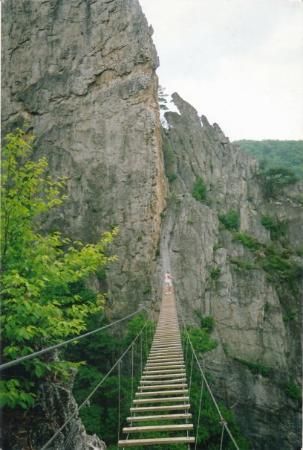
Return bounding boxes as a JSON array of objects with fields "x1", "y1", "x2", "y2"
[{"x1": 2, "y1": 0, "x2": 302, "y2": 449}]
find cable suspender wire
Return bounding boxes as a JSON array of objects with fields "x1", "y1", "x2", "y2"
[
  {"x1": 131, "y1": 343, "x2": 134, "y2": 404},
  {"x1": 185, "y1": 335, "x2": 189, "y2": 365},
  {"x1": 40, "y1": 318, "x2": 150, "y2": 450},
  {"x1": 140, "y1": 333, "x2": 143, "y2": 374},
  {"x1": 194, "y1": 378, "x2": 204, "y2": 450},
  {"x1": 117, "y1": 360, "x2": 121, "y2": 443},
  {"x1": 0, "y1": 307, "x2": 146, "y2": 371},
  {"x1": 146, "y1": 325, "x2": 149, "y2": 357},
  {"x1": 220, "y1": 421, "x2": 225, "y2": 450},
  {"x1": 181, "y1": 315, "x2": 240, "y2": 450},
  {"x1": 189, "y1": 351, "x2": 194, "y2": 393}
]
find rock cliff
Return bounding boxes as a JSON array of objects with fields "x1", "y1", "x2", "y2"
[
  {"x1": 160, "y1": 93, "x2": 302, "y2": 450},
  {"x1": 2, "y1": 1, "x2": 302, "y2": 449},
  {"x1": 2, "y1": 0, "x2": 166, "y2": 317}
]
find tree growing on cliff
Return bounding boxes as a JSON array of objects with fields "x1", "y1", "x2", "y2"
[{"x1": 0, "y1": 130, "x2": 117, "y2": 409}]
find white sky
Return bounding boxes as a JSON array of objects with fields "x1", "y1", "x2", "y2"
[{"x1": 139, "y1": 0, "x2": 303, "y2": 140}]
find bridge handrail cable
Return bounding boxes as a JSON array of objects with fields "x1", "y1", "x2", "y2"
[{"x1": 41, "y1": 315, "x2": 151, "y2": 449}]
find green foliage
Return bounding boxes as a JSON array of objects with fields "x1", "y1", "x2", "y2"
[
  {"x1": 235, "y1": 139, "x2": 303, "y2": 179},
  {"x1": 163, "y1": 137, "x2": 177, "y2": 183},
  {"x1": 0, "y1": 130, "x2": 117, "y2": 409},
  {"x1": 186, "y1": 327, "x2": 217, "y2": 354},
  {"x1": 230, "y1": 258, "x2": 258, "y2": 271},
  {"x1": 284, "y1": 382, "x2": 301, "y2": 401},
  {"x1": 261, "y1": 250, "x2": 302, "y2": 284},
  {"x1": 219, "y1": 210, "x2": 240, "y2": 231},
  {"x1": 210, "y1": 266, "x2": 221, "y2": 281},
  {"x1": 232, "y1": 230, "x2": 302, "y2": 286},
  {"x1": 192, "y1": 177, "x2": 207, "y2": 202},
  {"x1": 259, "y1": 166, "x2": 298, "y2": 198},
  {"x1": 158, "y1": 85, "x2": 169, "y2": 111},
  {"x1": 234, "y1": 358, "x2": 272, "y2": 377},
  {"x1": 261, "y1": 215, "x2": 287, "y2": 240},
  {"x1": 233, "y1": 232, "x2": 261, "y2": 251},
  {"x1": 200, "y1": 316, "x2": 215, "y2": 333}
]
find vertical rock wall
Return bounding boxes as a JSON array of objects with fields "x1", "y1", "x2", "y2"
[
  {"x1": 2, "y1": 0, "x2": 166, "y2": 316},
  {"x1": 160, "y1": 93, "x2": 302, "y2": 450}
]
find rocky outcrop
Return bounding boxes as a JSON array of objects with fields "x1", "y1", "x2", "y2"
[
  {"x1": 2, "y1": 0, "x2": 166, "y2": 317},
  {"x1": 3, "y1": 379, "x2": 106, "y2": 450},
  {"x1": 160, "y1": 93, "x2": 302, "y2": 450}
]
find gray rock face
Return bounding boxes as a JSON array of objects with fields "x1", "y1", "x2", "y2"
[
  {"x1": 2, "y1": 0, "x2": 166, "y2": 316},
  {"x1": 34, "y1": 382, "x2": 106, "y2": 450},
  {"x1": 160, "y1": 93, "x2": 302, "y2": 450}
]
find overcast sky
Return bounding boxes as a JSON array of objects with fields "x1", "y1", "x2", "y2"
[{"x1": 139, "y1": 0, "x2": 303, "y2": 141}]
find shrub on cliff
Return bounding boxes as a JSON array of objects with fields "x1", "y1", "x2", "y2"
[
  {"x1": 219, "y1": 210, "x2": 240, "y2": 231},
  {"x1": 192, "y1": 176, "x2": 207, "y2": 202},
  {"x1": 0, "y1": 130, "x2": 117, "y2": 409},
  {"x1": 261, "y1": 215, "x2": 287, "y2": 240}
]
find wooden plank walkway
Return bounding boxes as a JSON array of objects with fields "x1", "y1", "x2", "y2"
[{"x1": 118, "y1": 287, "x2": 195, "y2": 447}]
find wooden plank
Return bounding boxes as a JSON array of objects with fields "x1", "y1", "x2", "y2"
[
  {"x1": 139, "y1": 384, "x2": 188, "y2": 390},
  {"x1": 145, "y1": 364, "x2": 185, "y2": 369},
  {"x1": 154, "y1": 334, "x2": 179, "y2": 337},
  {"x1": 147, "y1": 357, "x2": 184, "y2": 361},
  {"x1": 147, "y1": 360, "x2": 184, "y2": 365},
  {"x1": 149, "y1": 348, "x2": 182, "y2": 352},
  {"x1": 126, "y1": 413, "x2": 192, "y2": 422},
  {"x1": 141, "y1": 373, "x2": 186, "y2": 379},
  {"x1": 151, "y1": 339, "x2": 180, "y2": 342},
  {"x1": 140, "y1": 378, "x2": 186, "y2": 385},
  {"x1": 122, "y1": 424, "x2": 193, "y2": 433},
  {"x1": 146, "y1": 362, "x2": 184, "y2": 366},
  {"x1": 148, "y1": 351, "x2": 183, "y2": 360},
  {"x1": 147, "y1": 360, "x2": 184, "y2": 363},
  {"x1": 146, "y1": 361, "x2": 184, "y2": 364},
  {"x1": 118, "y1": 437, "x2": 195, "y2": 446},
  {"x1": 130, "y1": 404, "x2": 190, "y2": 412},
  {"x1": 150, "y1": 348, "x2": 182, "y2": 352},
  {"x1": 133, "y1": 396, "x2": 189, "y2": 404},
  {"x1": 136, "y1": 390, "x2": 188, "y2": 396},
  {"x1": 152, "y1": 343, "x2": 181, "y2": 347},
  {"x1": 143, "y1": 369, "x2": 185, "y2": 375}
]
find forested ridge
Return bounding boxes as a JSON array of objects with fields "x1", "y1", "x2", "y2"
[{"x1": 235, "y1": 140, "x2": 303, "y2": 178}]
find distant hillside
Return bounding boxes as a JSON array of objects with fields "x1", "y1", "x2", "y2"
[{"x1": 234, "y1": 140, "x2": 303, "y2": 178}]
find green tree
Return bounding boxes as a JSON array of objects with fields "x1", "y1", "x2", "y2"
[
  {"x1": 192, "y1": 177, "x2": 207, "y2": 202},
  {"x1": 0, "y1": 130, "x2": 117, "y2": 409},
  {"x1": 235, "y1": 139, "x2": 303, "y2": 179},
  {"x1": 259, "y1": 166, "x2": 298, "y2": 198}
]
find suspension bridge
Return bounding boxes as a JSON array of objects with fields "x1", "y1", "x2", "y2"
[
  {"x1": 1, "y1": 281, "x2": 240, "y2": 449},
  {"x1": 118, "y1": 288, "x2": 195, "y2": 447}
]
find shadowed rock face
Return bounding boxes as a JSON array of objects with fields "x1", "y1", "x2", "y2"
[
  {"x1": 160, "y1": 93, "x2": 302, "y2": 450},
  {"x1": 2, "y1": 0, "x2": 166, "y2": 317}
]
